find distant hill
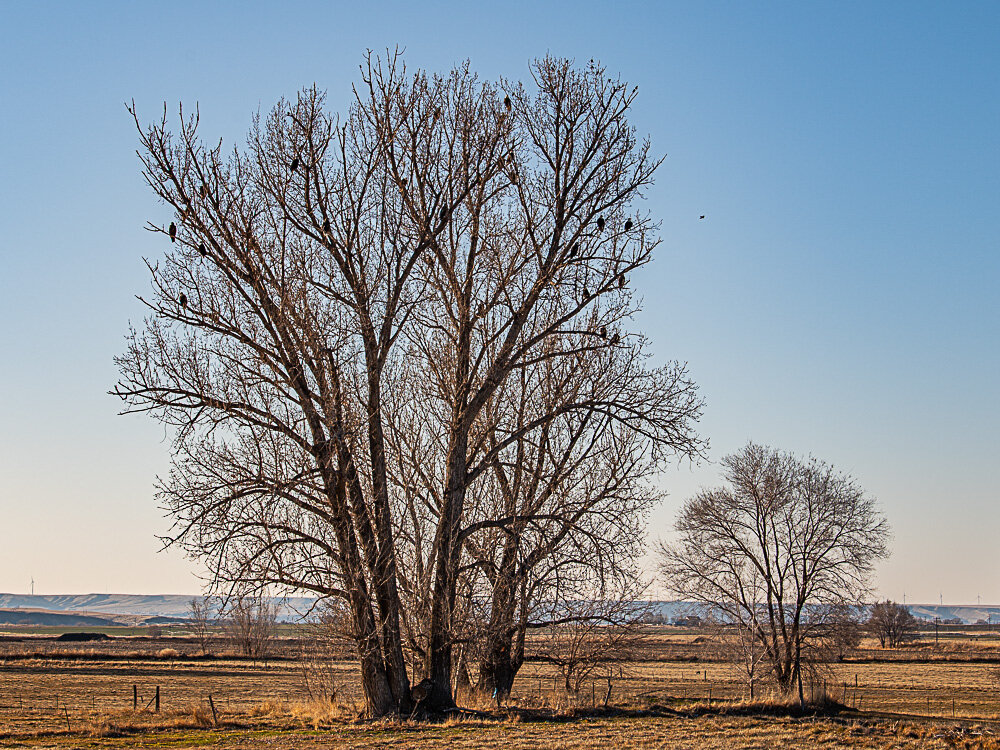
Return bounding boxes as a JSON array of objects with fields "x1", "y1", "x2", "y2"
[
  {"x1": 0, "y1": 608, "x2": 123, "y2": 627},
  {"x1": 645, "y1": 601, "x2": 1000, "y2": 626},
  {"x1": 0, "y1": 594, "x2": 317, "y2": 622},
  {"x1": 2, "y1": 595, "x2": 997, "y2": 626}
]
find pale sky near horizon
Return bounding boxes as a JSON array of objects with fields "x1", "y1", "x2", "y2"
[{"x1": 0, "y1": 1, "x2": 996, "y2": 603}]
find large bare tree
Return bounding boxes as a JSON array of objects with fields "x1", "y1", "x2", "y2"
[
  {"x1": 658, "y1": 443, "x2": 889, "y2": 700},
  {"x1": 116, "y1": 53, "x2": 702, "y2": 716}
]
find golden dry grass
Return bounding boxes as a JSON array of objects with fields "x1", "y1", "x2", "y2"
[{"x1": 2, "y1": 628, "x2": 1000, "y2": 748}]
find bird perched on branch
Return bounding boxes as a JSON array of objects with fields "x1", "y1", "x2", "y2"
[
  {"x1": 624, "y1": 219, "x2": 633, "y2": 231},
  {"x1": 290, "y1": 157, "x2": 299, "y2": 171},
  {"x1": 199, "y1": 184, "x2": 208, "y2": 199},
  {"x1": 611, "y1": 332, "x2": 620, "y2": 344},
  {"x1": 599, "y1": 326, "x2": 607, "y2": 339},
  {"x1": 618, "y1": 274, "x2": 626, "y2": 288},
  {"x1": 179, "y1": 293, "x2": 187, "y2": 308},
  {"x1": 596, "y1": 216, "x2": 605, "y2": 231},
  {"x1": 440, "y1": 208, "x2": 448, "y2": 224},
  {"x1": 570, "y1": 243, "x2": 579, "y2": 258},
  {"x1": 322, "y1": 219, "x2": 331, "y2": 234},
  {"x1": 198, "y1": 243, "x2": 207, "y2": 256},
  {"x1": 169, "y1": 222, "x2": 177, "y2": 242},
  {"x1": 504, "y1": 95, "x2": 512, "y2": 111}
]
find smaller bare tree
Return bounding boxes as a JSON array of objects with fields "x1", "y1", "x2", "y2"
[
  {"x1": 189, "y1": 597, "x2": 216, "y2": 656},
  {"x1": 659, "y1": 443, "x2": 890, "y2": 702},
  {"x1": 299, "y1": 601, "x2": 354, "y2": 704},
  {"x1": 711, "y1": 613, "x2": 768, "y2": 700},
  {"x1": 225, "y1": 595, "x2": 279, "y2": 661},
  {"x1": 532, "y1": 577, "x2": 648, "y2": 703},
  {"x1": 868, "y1": 600, "x2": 918, "y2": 648}
]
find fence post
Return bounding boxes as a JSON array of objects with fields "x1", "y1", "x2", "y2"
[
  {"x1": 155, "y1": 686, "x2": 160, "y2": 713},
  {"x1": 208, "y1": 695, "x2": 219, "y2": 727},
  {"x1": 133, "y1": 685, "x2": 137, "y2": 710}
]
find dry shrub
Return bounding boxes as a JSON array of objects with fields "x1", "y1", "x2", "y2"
[
  {"x1": 157, "y1": 648, "x2": 181, "y2": 658},
  {"x1": 288, "y1": 697, "x2": 363, "y2": 728},
  {"x1": 249, "y1": 698, "x2": 286, "y2": 718},
  {"x1": 88, "y1": 703, "x2": 216, "y2": 737}
]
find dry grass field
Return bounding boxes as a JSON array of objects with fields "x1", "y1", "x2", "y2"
[{"x1": 2, "y1": 625, "x2": 1000, "y2": 748}]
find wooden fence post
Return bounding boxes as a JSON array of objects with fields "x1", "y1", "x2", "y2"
[
  {"x1": 155, "y1": 686, "x2": 160, "y2": 713},
  {"x1": 133, "y1": 685, "x2": 137, "y2": 710}
]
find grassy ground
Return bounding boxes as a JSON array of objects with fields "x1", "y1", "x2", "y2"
[
  {"x1": 2, "y1": 626, "x2": 1000, "y2": 748},
  {"x1": 5, "y1": 713, "x2": 1000, "y2": 749}
]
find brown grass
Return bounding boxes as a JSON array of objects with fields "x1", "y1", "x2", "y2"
[{"x1": 2, "y1": 627, "x2": 1000, "y2": 747}]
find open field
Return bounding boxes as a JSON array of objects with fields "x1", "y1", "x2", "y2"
[{"x1": 2, "y1": 626, "x2": 1000, "y2": 748}]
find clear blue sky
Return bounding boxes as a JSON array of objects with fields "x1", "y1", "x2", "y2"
[{"x1": 0, "y1": 1, "x2": 996, "y2": 602}]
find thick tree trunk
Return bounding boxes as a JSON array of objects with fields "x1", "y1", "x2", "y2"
[
  {"x1": 365, "y1": 376, "x2": 412, "y2": 712},
  {"x1": 479, "y1": 641, "x2": 518, "y2": 700},
  {"x1": 478, "y1": 547, "x2": 521, "y2": 699},
  {"x1": 352, "y1": 599, "x2": 397, "y2": 716},
  {"x1": 427, "y1": 431, "x2": 469, "y2": 711}
]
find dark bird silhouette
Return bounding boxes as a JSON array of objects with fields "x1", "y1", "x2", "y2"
[
  {"x1": 290, "y1": 157, "x2": 299, "y2": 171},
  {"x1": 596, "y1": 216, "x2": 605, "y2": 231},
  {"x1": 440, "y1": 208, "x2": 448, "y2": 223},
  {"x1": 699, "y1": 215, "x2": 705, "y2": 220},
  {"x1": 618, "y1": 274, "x2": 626, "y2": 288},
  {"x1": 599, "y1": 326, "x2": 607, "y2": 339},
  {"x1": 570, "y1": 243, "x2": 579, "y2": 258},
  {"x1": 322, "y1": 219, "x2": 331, "y2": 233},
  {"x1": 624, "y1": 219, "x2": 633, "y2": 231},
  {"x1": 611, "y1": 332, "x2": 620, "y2": 344},
  {"x1": 179, "y1": 293, "x2": 187, "y2": 308},
  {"x1": 504, "y1": 95, "x2": 512, "y2": 111},
  {"x1": 169, "y1": 222, "x2": 177, "y2": 242},
  {"x1": 583, "y1": 286, "x2": 591, "y2": 299},
  {"x1": 198, "y1": 243, "x2": 207, "y2": 256},
  {"x1": 199, "y1": 184, "x2": 208, "y2": 199}
]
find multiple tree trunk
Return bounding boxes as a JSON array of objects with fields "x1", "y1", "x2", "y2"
[{"x1": 116, "y1": 54, "x2": 703, "y2": 716}]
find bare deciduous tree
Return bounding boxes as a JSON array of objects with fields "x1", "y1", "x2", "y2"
[
  {"x1": 225, "y1": 594, "x2": 278, "y2": 661},
  {"x1": 868, "y1": 600, "x2": 918, "y2": 648},
  {"x1": 658, "y1": 443, "x2": 889, "y2": 702},
  {"x1": 116, "y1": 53, "x2": 701, "y2": 716},
  {"x1": 189, "y1": 596, "x2": 216, "y2": 656},
  {"x1": 531, "y1": 574, "x2": 649, "y2": 700}
]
